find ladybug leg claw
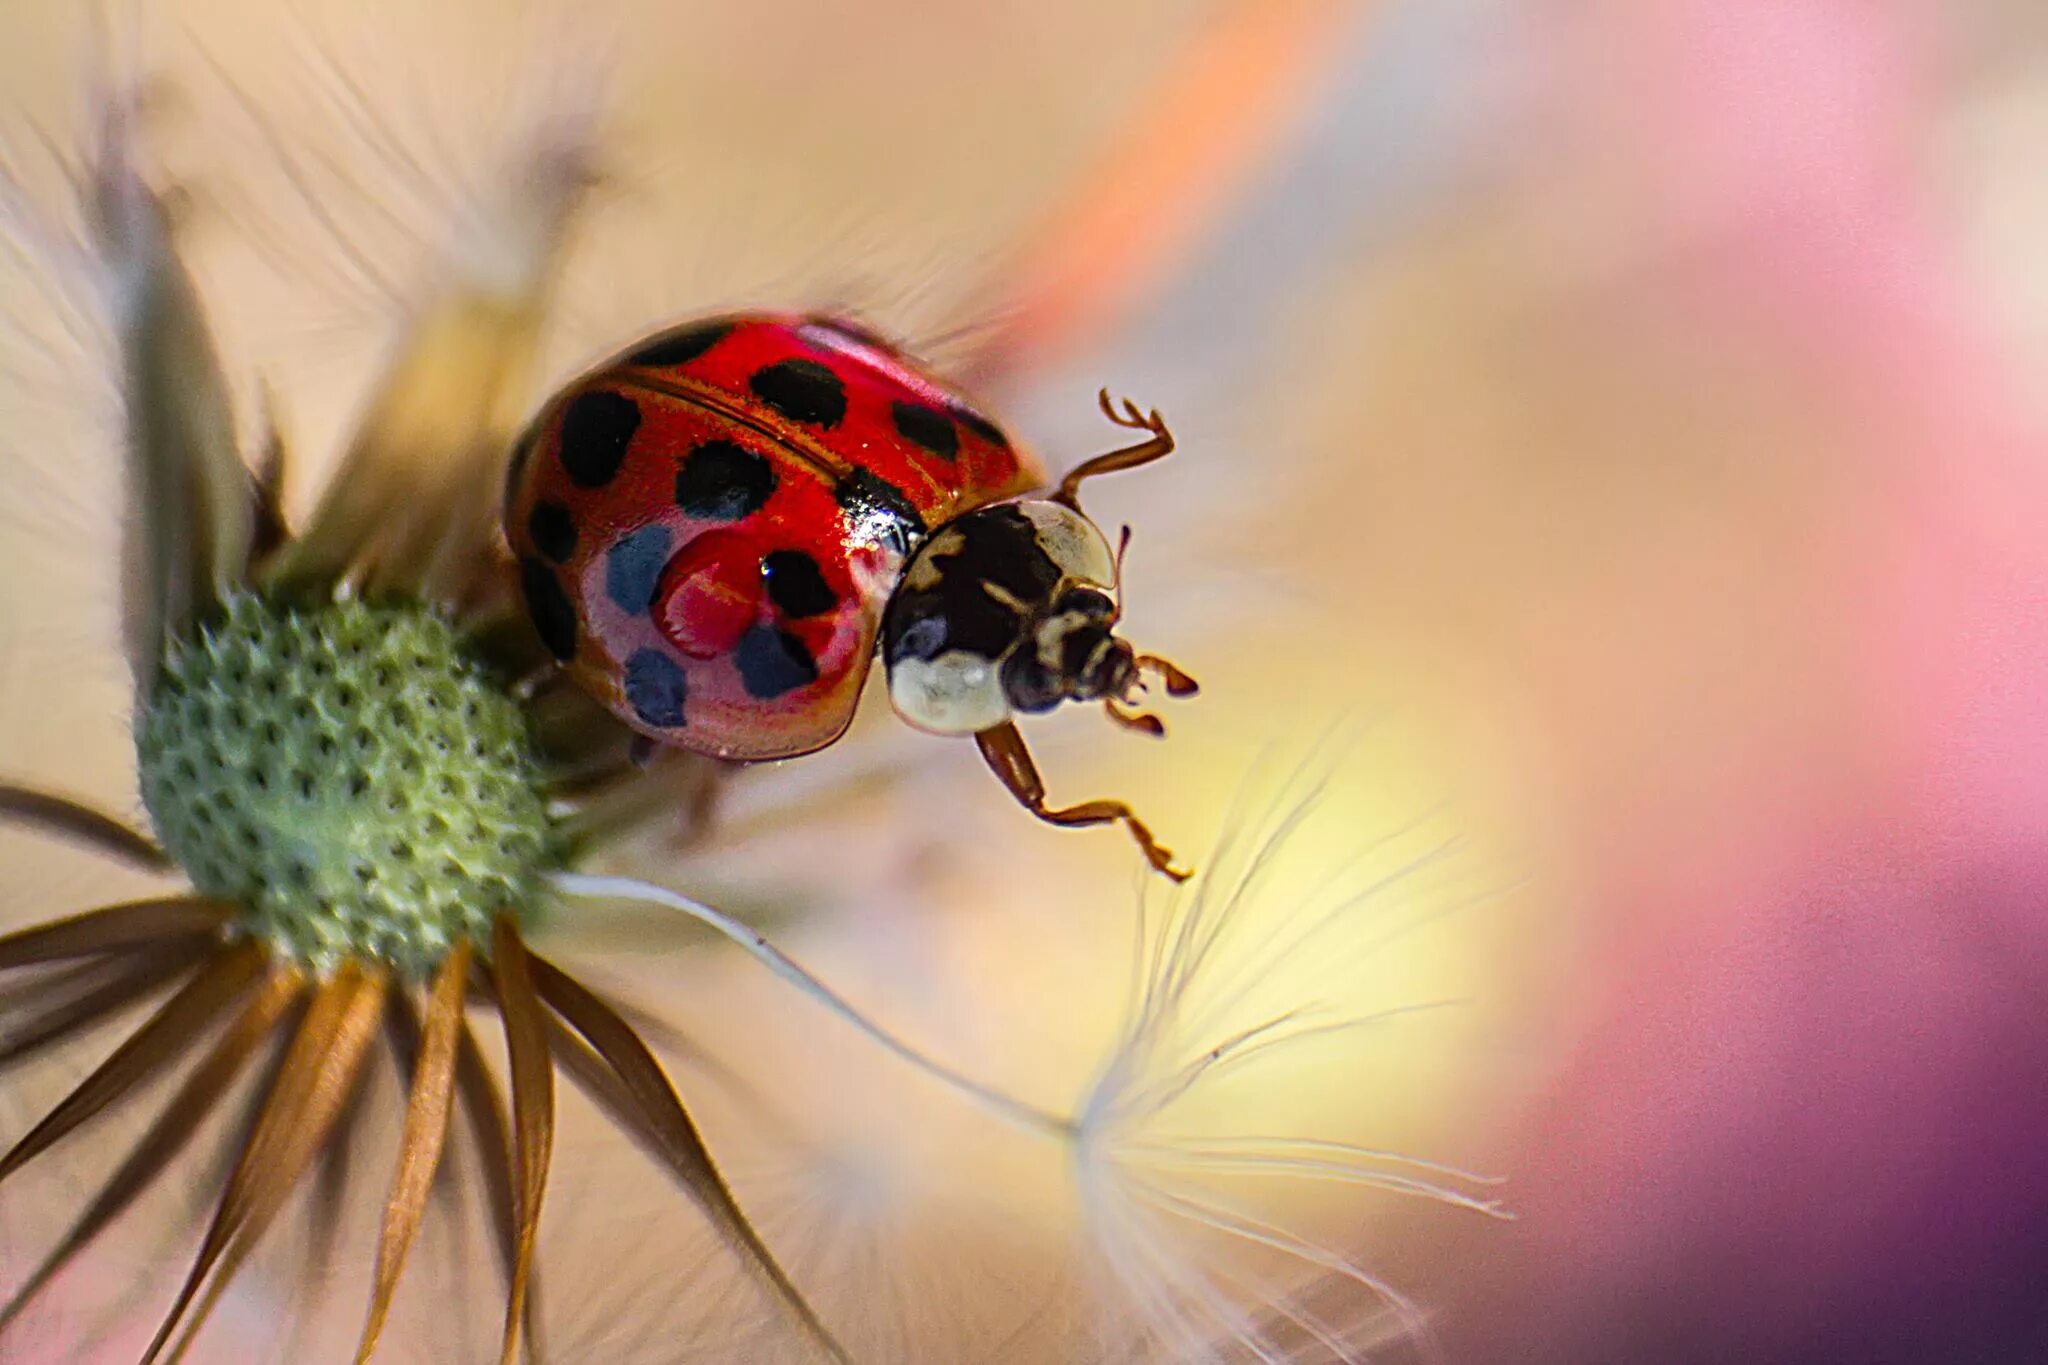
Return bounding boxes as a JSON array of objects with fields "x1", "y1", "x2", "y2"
[
  {"x1": 1052, "y1": 390, "x2": 1176, "y2": 511},
  {"x1": 1097, "y1": 388, "x2": 1165, "y2": 433},
  {"x1": 975, "y1": 721, "x2": 1190, "y2": 881}
]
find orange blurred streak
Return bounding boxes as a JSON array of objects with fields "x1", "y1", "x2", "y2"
[{"x1": 956, "y1": 0, "x2": 1366, "y2": 387}]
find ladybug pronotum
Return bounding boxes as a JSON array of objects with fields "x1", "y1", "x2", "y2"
[{"x1": 505, "y1": 313, "x2": 1196, "y2": 878}]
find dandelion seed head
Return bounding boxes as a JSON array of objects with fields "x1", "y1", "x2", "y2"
[
  {"x1": 136, "y1": 593, "x2": 551, "y2": 976},
  {"x1": 1050, "y1": 732, "x2": 1519, "y2": 1363}
]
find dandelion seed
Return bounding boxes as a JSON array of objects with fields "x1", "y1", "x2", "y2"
[{"x1": 1061, "y1": 749, "x2": 1514, "y2": 1363}]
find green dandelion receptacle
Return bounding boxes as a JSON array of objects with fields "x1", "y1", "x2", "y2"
[{"x1": 135, "y1": 595, "x2": 552, "y2": 976}]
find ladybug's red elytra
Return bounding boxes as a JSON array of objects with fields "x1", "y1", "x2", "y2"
[{"x1": 505, "y1": 314, "x2": 1196, "y2": 878}]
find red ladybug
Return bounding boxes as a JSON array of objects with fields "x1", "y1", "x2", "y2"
[{"x1": 505, "y1": 314, "x2": 1196, "y2": 877}]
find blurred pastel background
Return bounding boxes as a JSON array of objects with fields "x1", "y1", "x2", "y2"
[{"x1": 2, "y1": 0, "x2": 2046, "y2": 1361}]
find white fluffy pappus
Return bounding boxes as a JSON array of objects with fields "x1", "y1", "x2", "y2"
[
  {"x1": 554, "y1": 739, "x2": 1513, "y2": 1364},
  {"x1": 1066, "y1": 747, "x2": 1514, "y2": 1363}
]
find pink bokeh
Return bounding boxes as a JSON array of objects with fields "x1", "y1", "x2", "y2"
[{"x1": 1449, "y1": 3, "x2": 2048, "y2": 1359}]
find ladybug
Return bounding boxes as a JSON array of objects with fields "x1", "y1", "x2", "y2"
[{"x1": 505, "y1": 314, "x2": 1197, "y2": 877}]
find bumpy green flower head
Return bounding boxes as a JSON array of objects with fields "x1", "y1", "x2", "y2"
[{"x1": 137, "y1": 594, "x2": 552, "y2": 976}]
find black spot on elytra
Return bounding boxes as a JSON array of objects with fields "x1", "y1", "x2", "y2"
[
  {"x1": 891, "y1": 401, "x2": 959, "y2": 461},
  {"x1": 675, "y1": 440, "x2": 777, "y2": 521},
  {"x1": 748, "y1": 358, "x2": 847, "y2": 427},
  {"x1": 835, "y1": 467, "x2": 926, "y2": 556},
  {"x1": 519, "y1": 558, "x2": 578, "y2": 660},
  {"x1": 735, "y1": 625, "x2": 819, "y2": 699},
  {"x1": 762, "y1": 548, "x2": 837, "y2": 619},
  {"x1": 526, "y1": 501, "x2": 577, "y2": 563},
  {"x1": 623, "y1": 648, "x2": 688, "y2": 728},
  {"x1": 558, "y1": 390, "x2": 642, "y2": 488},
  {"x1": 628, "y1": 320, "x2": 734, "y2": 368},
  {"x1": 951, "y1": 405, "x2": 1008, "y2": 447},
  {"x1": 605, "y1": 524, "x2": 672, "y2": 613}
]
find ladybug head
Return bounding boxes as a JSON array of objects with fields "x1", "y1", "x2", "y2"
[
  {"x1": 881, "y1": 500, "x2": 1196, "y2": 738},
  {"x1": 996, "y1": 583, "x2": 1134, "y2": 712}
]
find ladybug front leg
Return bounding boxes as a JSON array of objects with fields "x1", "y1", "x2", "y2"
[
  {"x1": 1051, "y1": 391, "x2": 1176, "y2": 513},
  {"x1": 974, "y1": 721, "x2": 1189, "y2": 881}
]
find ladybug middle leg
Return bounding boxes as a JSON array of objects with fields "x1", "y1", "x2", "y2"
[
  {"x1": 1051, "y1": 391, "x2": 1176, "y2": 512},
  {"x1": 974, "y1": 720, "x2": 1189, "y2": 881}
]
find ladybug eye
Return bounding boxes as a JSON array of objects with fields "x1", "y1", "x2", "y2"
[
  {"x1": 999, "y1": 650, "x2": 1063, "y2": 714},
  {"x1": 1059, "y1": 586, "x2": 1116, "y2": 621}
]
